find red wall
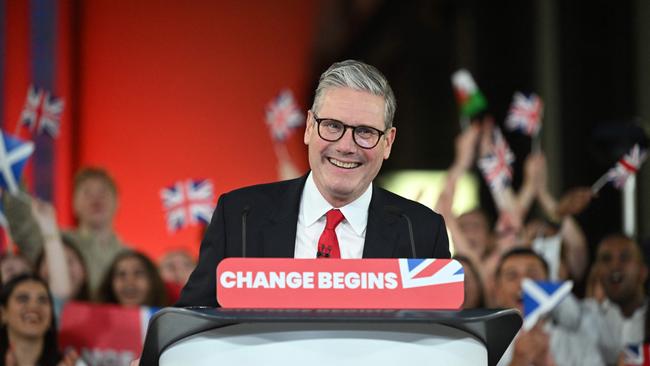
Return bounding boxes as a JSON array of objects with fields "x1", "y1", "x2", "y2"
[{"x1": 76, "y1": 1, "x2": 314, "y2": 259}]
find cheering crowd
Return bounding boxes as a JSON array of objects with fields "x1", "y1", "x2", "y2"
[{"x1": 0, "y1": 83, "x2": 647, "y2": 366}]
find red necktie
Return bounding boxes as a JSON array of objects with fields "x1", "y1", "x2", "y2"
[{"x1": 317, "y1": 209, "x2": 345, "y2": 258}]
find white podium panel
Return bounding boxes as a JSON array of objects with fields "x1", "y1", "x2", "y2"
[{"x1": 160, "y1": 322, "x2": 486, "y2": 366}]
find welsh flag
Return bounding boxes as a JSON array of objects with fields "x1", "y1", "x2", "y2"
[{"x1": 451, "y1": 69, "x2": 487, "y2": 119}]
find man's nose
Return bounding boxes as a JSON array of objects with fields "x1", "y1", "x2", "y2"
[{"x1": 335, "y1": 127, "x2": 357, "y2": 152}]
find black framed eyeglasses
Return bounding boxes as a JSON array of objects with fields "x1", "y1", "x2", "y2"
[{"x1": 312, "y1": 112, "x2": 386, "y2": 149}]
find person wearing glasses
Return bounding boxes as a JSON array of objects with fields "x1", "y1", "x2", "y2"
[{"x1": 177, "y1": 60, "x2": 449, "y2": 307}]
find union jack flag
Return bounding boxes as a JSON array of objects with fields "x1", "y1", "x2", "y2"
[
  {"x1": 607, "y1": 144, "x2": 647, "y2": 189},
  {"x1": 477, "y1": 128, "x2": 515, "y2": 192},
  {"x1": 160, "y1": 179, "x2": 215, "y2": 232},
  {"x1": 624, "y1": 344, "x2": 650, "y2": 366},
  {"x1": 265, "y1": 89, "x2": 304, "y2": 142},
  {"x1": 522, "y1": 279, "x2": 573, "y2": 331},
  {"x1": 505, "y1": 92, "x2": 544, "y2": 136},
  {"x1": 0, "y1": 130, "x2": 35, "y2": 194},
  {"x1": 19, "y1": 85, "x2": 64, "y2": 137},
  {"x1": 398, "y1": 259, "x2": 464, "y2": 289}
]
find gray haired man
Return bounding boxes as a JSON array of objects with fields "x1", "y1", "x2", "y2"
[{"x1": 178, "y1": 60, "x2": 449, "y2": 307}]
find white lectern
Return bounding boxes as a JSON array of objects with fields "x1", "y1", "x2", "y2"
[{"x1": 140, "y1": 308, "x2": 521, "y2": 366}]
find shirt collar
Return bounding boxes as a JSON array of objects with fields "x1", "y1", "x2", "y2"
[{"x1": 301, "y1": 172, "x2": 372, "y2": 236}]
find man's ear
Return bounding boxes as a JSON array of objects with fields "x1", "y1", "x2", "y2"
[
  {"x1": 304, "y1": 110, "x2": 314, "y2": 145},
  {"x1": 383, "y1": 127, "x2": 396, "y2": 160}
]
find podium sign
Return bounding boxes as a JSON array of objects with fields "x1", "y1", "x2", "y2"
[{"x1": 217, "y1": 258, "x2": 464, "y2": 309}]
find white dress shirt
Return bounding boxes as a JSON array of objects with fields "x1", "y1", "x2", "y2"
[{"x1": 294, "y1": 172, "x2": 371, "y2": 259}]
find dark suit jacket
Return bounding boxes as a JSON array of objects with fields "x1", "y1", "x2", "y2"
[{"x1": 177, "y1": 175, "x2": 449, "y2": 307}]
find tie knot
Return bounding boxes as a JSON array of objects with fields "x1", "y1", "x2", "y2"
[{"x1": 325, "y1": 209, "x2": 345, "y2": 229}]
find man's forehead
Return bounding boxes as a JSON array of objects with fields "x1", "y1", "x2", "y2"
[
  {"x1": 501, "y1": 255, "x2": 546, "y2": 272},
  {"x1": 598, "y1": 237, "x2": 639, "y2": 256}
]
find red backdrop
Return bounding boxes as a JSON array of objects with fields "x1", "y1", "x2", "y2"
[{"x1": 3, "y1": 1, "x2": 315, "y2": 260}]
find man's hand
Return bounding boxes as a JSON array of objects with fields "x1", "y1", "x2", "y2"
[
  {"x1": 511, "y1": 322, "x2": 554, "y2": 365},
  {"x1": 556, "y1": 187, "x2": 593, "y2": 218}
]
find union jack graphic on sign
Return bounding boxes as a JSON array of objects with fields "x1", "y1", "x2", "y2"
[
  {"x1": 607, "y1": 144, "x2": 647, "y2": 189},
  {"x1": 19, "y1": 85, "x2": 64, "y2": 137},
  {"x1": 505, "y1": 92, "x2": 544, "y2": 136},
  {"x1": 624, "y1": 344, "x2": 650, "y2": 366},
  {"x1": 265, "y1": 89, "x2": 304, "y2": 142},
  {"x1": 398, "y1": 259, "x2": 464, "y2": 289},
  {"x1": 477, "y1": 128, "x2": 515, "y2": 193},
  {"x1": 160, "y1": 179, "x2": 215, "y2": 232}
]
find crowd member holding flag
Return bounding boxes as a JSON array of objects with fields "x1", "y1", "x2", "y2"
[
  {"x1": 493, "y1": 247, "x2": 604, "y2": 366},
  {"x1": 178, "y1": 60, "x2": 450, "y2": 307},
  {"x1": 554, "y1": 234, "x2": 648, "y2": 365},
  {"x1": 4, "y1": 167, "x2": 127, "y2": 297}
]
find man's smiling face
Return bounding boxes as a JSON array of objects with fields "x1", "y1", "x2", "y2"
[{"x1": 304, "y1": 87, "x2": 395, "y2": 207}]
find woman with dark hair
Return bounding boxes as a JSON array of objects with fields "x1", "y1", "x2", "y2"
[
  {"x1": 0, "y1": 274, "x2": 77, "y2": 366},
  {"x1": 98, "y1": 251, "x2": 168, "y2": 307}
]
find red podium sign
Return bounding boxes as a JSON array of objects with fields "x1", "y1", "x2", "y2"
[{"x1": 216, "y1": 258, "x2": 464, "y2": 309}]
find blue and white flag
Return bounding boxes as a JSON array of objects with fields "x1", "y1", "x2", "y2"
[
  {"x1": 160, "y1": 178, "x2": 215, "y2": 232},
  {"x1": 0, "y1": 130, "x2": 35, "y2": 195},
  {"x1": 522, "y1": 279, "x2": 573, "y2": 331}
]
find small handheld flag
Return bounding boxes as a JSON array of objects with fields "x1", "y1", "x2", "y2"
[
  {"x1": 18, "y1": 85, "x2": 64, "y2": 137},
  {"x1": 0, "y1": 130, "x2": 35, "y2": 195},
  {"x1": 505, "y1": 92, "x2": 543, "y2": 137},
  {"x1": 592, "y1": 144, "x2": 647, "y2": 193},
  {"x1": 522, "y1": 279, "x2": 573, "y2": 331},
  {"x1": 161, "y1": 179, "x2": 215, "y2": 232},
  {"x1": 265, "y1": 89, "x2": 304, "y2": 142},
  {"x1": 477, "y1": 128, "x2": 515, "y2": 193},
  {"x1": 451, "y1": 69, "x2": 488, "y2": 123},
  {"x1": 624, "y1": 343, "x2": 650, "y2": 366}
]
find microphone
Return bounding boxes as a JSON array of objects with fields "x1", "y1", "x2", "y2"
[
  {"x1": 385, "y1": 206, "x2": 417, "y2": 258},
  {"x1": 241, "y1": 206, "x2": 250, "y2": 257}
]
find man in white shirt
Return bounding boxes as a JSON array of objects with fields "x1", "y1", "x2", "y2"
[{"x1": 178, "y1": 60, "x2": 450, "y2": 307}]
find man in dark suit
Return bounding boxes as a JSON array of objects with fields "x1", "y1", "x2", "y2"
[{"x1": 178, "y1": 60, "x2": 449, "y2": 307}]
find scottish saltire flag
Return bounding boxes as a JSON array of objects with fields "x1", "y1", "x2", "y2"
[
  {"x1": 451, "y1": 69, "x2": 488, "y2": 119},
  {"x1": 59, "y1": 302, "x2": 159, "y2": 366},
  {"x1": 505, "y1": 92, "x2": 544, "y2": 136},
  {"x1": 522, "y1": 279, "x2": 573, "y2": 331},
  {"x1": 398, "y1": 258, "x2": 464, "y2": 289},
  {"x1": 265, "y1": 89, "x2": 304, "y2": 142},
  {"x1": 607, "y1": 144, "x2": 647, "y2": 189},
  {"x1": 18, "y1": 85, "x2": 64, "y2": 137},
  {"x1": 624, "y1": 344, "x2": 650, "y2": 366},
  {"x1": 0, "y1": 130, "x2": 35, "y2": 194},
  {"x1": 161, "y1": 179, "x2": 215, "y2": 232},
  {"x1": 477, "y1": 128, "x2": 515, "y2": 192}
]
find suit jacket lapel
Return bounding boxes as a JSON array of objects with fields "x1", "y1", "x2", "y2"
[
  {"x1": 363, "y1": 185, "x2": 402, "y2": 258},
  {"x1": 260, "y1": 175, "x2": 307, "y2": 258}
]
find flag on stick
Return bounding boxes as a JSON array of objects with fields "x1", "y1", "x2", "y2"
[
  {"x1": 17, "y1": 85, "x2": 64, "y2": 137},
  {"x1": 505, "y1": 92, "x2": 543, "y2": 137},
  {"x1": 160, "y1": 179, "x2": 215, "y2": 232},
  {"x1": 522, "y1": 279, "x2": 573, "y2": 331},
  {"x1": 477, "y1": 128, "x2": 515, "y2": 193},
  {"x1": 451, "y1": 69, "x2": 488, "y2": 123},
  {"x1": 265, "y1": 89, "x2": 304, "y2": 142},
  {"x1": 592, "y1": 144, "x2": 647, "y2": 193},
  {"x1": 0, "y1": 130, "x2": 35, "y2": 195}
]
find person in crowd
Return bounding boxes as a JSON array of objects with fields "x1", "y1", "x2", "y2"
[
  {"x1": 493, "y1": 248, "x2": 604, "y2": 366},
  {"x1": 5, "y1": 168, "x2": 127, "y2": 297},
  {"x1": 98, "y1": 251, "x2": 168, "y2": 307},
  {"x1": 0, "y1": 254, "x2": 31, "y2": 286},
  {"x1": 158, "y1": 249, "x2": 196, "y2": 304},
  {"x1": 454, "y1": 255, "x2": 485, "y2": 309},
  {"x1": 30, "y1": 199, "x2": 90, "y2": 306},
  {"x1": 178, "y1": 59, "x2": 450, "y2": 307},
  {"x1": 0, "y1": 274, "x2": 78, "y2": 366}
]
